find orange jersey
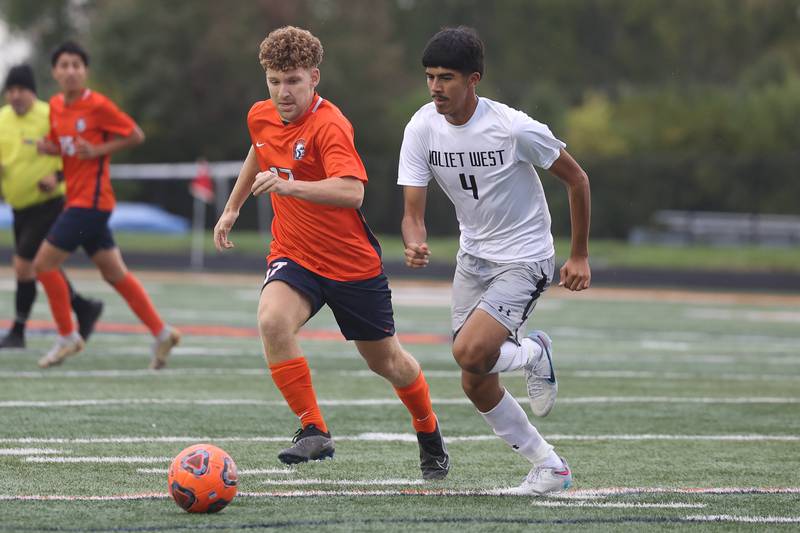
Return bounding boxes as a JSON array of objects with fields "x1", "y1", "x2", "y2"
[
  {"x1": 48, "y1": 89, "x2": 136, "y2": 211},
  {"x1": 248, "y1": 95, "x2": 383, "y2": 281}
]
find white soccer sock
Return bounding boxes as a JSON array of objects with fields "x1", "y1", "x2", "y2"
[
  {"x1": 156, "y1": 326, "x2": 173, "y2": 341},
  {"x1": 538, "y1": 450, "x2": 564, "y2": 469},
  {"x1": 488, "y1": 338, "x2": 542, "y2": 374},
  {"x1": 62, "y1": 331, "x2": 81, "y2": 343},
  {"x1": 478, "y1": 388, "x2": 553, "y2": 464}
]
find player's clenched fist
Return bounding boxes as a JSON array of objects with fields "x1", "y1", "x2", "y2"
[
  {"x1": 558, "y1": 256, "x2": 591, "y2": 291},
  {"x1": 252, "y1": 170, "x2": 291, "y2": 197},
  {"x1": 404, "y1": 242, "x2": 430, "y2": 268}
]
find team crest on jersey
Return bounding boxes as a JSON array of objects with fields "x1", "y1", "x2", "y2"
[
  {"x1": 75, "y1": 118, "x2": 87, "y2": 132},
  {"x1": 293, "y1": 138, "x2": 306, "y2": 160}
]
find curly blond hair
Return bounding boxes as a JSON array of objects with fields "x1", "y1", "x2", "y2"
[{"x1": 259, "y1": 26, "x2": 323, "y2": 72}]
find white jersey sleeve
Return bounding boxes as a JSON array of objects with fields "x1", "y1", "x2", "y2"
[
  {"x1": 511, "y1": 111, "x2": 566, "y2": 170},
  {"x1": 397, "y1": 117, "x2": 432, "y2": 186}
]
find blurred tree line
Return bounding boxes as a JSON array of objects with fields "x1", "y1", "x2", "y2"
[{"x1": 3, "y1": 0, "x2": 799, "y2": 239}]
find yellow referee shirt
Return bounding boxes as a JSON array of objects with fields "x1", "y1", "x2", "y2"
[{"x1": 0, "y1": 99, "x2": 64, "y2": 210}]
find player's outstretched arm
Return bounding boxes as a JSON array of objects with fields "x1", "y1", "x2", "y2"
[
  {"x1": 548, "y1": 149, "x2": 591, "y2": 291},
  {"x1": 401, "y1": 185, "x2": 431, "y2": 268},
  {"x1": 214, "y1": 146, "x2": 260, "y2": 251}
]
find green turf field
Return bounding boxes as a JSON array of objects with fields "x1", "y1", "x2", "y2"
[
  {"x1": 3, "y1": 230, "x2": 800, "y2": 273},
  {"x1": 1, "y1": 271, "x2": 799, "y2": 531}
]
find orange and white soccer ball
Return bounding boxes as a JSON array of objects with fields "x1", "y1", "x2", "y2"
[{"x1": 168, "y1": 443, "x2": 238, "y2": 513}]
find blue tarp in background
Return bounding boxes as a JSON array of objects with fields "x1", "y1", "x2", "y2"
[{"x1": 0, "y1": 202, "x2": 189, "y2": 234}]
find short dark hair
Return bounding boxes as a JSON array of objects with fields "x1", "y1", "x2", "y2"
[
  {"x1": 422, "y1": 26, "x2": 484, "y2": 77},
  {"x1": 51, "y1": 41, "x2": 90, "y2": 67}
]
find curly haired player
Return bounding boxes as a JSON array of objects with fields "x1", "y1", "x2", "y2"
[{"x1": 214, "y1": 26, "x2": 449, "y2": 479}]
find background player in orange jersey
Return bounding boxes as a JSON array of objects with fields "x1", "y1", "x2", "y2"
[
  {"x1": 34, "y1": 41, "x2": 180, "y2": 369},
  {"x1": 213, "y1": 26, "x2": 449, "y2": 479},
  {"x1": 0, "y1": 64, "x2": 103, "y2": 350}
]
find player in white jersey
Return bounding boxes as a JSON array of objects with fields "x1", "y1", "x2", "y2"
[{"x1": 398, "y1": 27, "x2": 591, "y2": 495}]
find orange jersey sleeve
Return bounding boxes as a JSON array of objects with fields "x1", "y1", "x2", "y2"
[
  {"x1": 247, "y1": 96, "x2": 382, "y2": 282},
  {"x1": 316, "y1": 121, "x2": 367, "y2": 182},
  {"x1": 95, "y1": 97, "x2": 136, "y2": 137}
]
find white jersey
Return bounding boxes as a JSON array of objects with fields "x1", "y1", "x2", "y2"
[{"x1": 398, "y1": 97, "x2": 565, "y2": 263}]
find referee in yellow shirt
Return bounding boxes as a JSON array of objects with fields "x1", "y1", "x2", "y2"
[{"x1": 0, "y1": 64, "x2": 102, "y2": 349}]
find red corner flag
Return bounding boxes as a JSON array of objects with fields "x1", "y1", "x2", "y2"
[{"x1": 190, "y1": 160, "x2": 215, "y2": 203}]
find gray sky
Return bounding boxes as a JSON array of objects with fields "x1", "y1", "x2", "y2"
[{"x1": 0, "y1": 19, "x2": 32, "y2": 84}]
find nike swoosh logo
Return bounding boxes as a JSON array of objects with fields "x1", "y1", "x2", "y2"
[
  {"x1": 543, "y1": 345, "x2": 556, "y2": 383},
  {"x1": 256, "y1": 142, "x2": 266, "y2": 147}
]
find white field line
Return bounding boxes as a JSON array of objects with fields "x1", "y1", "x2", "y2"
[
  {"x1": 0, "y1": 493, "x2": 166, "y2": 501},
  {"x1": 25, "y1": 456, "x2": 172, "y2": 464},
  {"x1": 531, "y1": 501, "x2": 705, "y2": 509},
  {"x1": 261, "y1": 478, "x2": 426, "y2": 486},
  {"x1": 685, "y1": 515, "x2": 800, "y2": 524},
  {"x1": 338, "y1": 369, "x2": 800, "y2": 382},
  {"x1": 553, "y1": 487, "x2": 800, "y2": 498},
  {"x1": 24, "y1": 322, "x2": 800, "y2": 354},
  {"x1": 558, "y1": 353, "x2": 800, "y2": 365},
  {"x1": 2, "y1": 396, "x2": 799, "y2": 408},
  {"x1": 155, "y1": 309, "x2": 254, "y2": 322},
  {"x1": 632, "y1": 354, "x2": 800, "y2": 365},
  {"x1": 2, "y1": 367, "x2": 798, "y2": 381},
  {"x1": 0, "y1": 448, "x2": 63, "y2": 456},
  {"x1": 1, "y1": 487, "x2": 799, "y2": 502},
  {"x1": 0, "y1": 368, "x2": 266, "y2": 379},
  {"x1": 2, "y1": 433, "x2": 798, "y2": 446},
  {"x1": 137, "y1": 467, "x2": 293, "y2": 475},
  {"x1": 547, "y1": 326, "x2": 800, "y2": 345},
  {"x1": 93, "y1": 346, "x2": 257, "y2": 356},
  {"x1": 557, "y1": 396, "x2": 800, "y2": 405},
  {"x1": 687, "y1": 308, "x2": 800, "y2": 324},
  {"x1": 640, "y1": 341, "x2": 691, "y2": 351},
  {"x1": 566, "y1": 370, "x2": 800, "y2": 382}
]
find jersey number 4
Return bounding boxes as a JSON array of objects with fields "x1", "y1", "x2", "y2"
[{"x1": 459, "y1": 173, "x2": 479, "y2": 200}]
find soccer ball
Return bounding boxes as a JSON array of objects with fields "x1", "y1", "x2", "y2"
[{"x1": 167, "y1": 443, "x2": 238, "y2": 513}]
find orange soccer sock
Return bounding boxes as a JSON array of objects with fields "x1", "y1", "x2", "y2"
[
  {"x1": 37, "y1": 269, "x2": 75, "y2": 336},
  {"x1": 269, "y1": 357, "x2": 328, "y2": 433},
  {"x1": 394, "y1": 370, "x2": 438, "y2": 434},
  {"x1": 112, "y1": 272, "x2": 164, "y2": 336}
]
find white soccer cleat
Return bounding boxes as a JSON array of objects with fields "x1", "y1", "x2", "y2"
[
  {"x1": 150, "y1": 326, "x2": 181, "y2": 370},
  {"x1": 523, "y1": 330, "x2": 558, "y2": 417},
  {"x1": 511, "y1": 457, "x2": 572, "y2": 496},
  {"x1": 38, "y1": 334, "x2": 85, "y2": 368}
]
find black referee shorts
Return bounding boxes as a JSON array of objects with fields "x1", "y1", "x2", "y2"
[{"x1": 12, "y1": 197, "x2": 65, "y2": 260}]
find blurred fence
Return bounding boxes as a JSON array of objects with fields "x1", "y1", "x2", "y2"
[{"x1": 107, "y1": 152, "x2": 800, "y2": 243}]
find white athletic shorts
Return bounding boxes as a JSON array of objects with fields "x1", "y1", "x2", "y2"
[{"x1": 451, "y1": 249, "x2": 555, "y2": 340}]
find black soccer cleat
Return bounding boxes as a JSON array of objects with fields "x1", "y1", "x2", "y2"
[
  {"x1": 0, "y1": 329, "x2": 25, "y2": 349},
  {"x1": 76, "y1": 298, "x2": 104, "y2": 342},
  {"x1": 417, "y1": 421, "x2": 450, "y2": 480},
  {"x1": 278, "y1": 424, "x2": 335, "y2": 464}
]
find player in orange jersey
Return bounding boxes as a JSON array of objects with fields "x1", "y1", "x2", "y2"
[
  {"x1": 34, "y1": 41, "x2": 180, "y2": 369},
  {"x1": 213, "y1": 26, "x2": 449, "y2": 479}
]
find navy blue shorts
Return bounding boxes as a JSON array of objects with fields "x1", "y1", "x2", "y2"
[
  {"x1": 46, "y1": 207, "x2": 116, "y2": 256},
  {"x1": 263, "y1": 257, "x2": 396, "y2": 341}
]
